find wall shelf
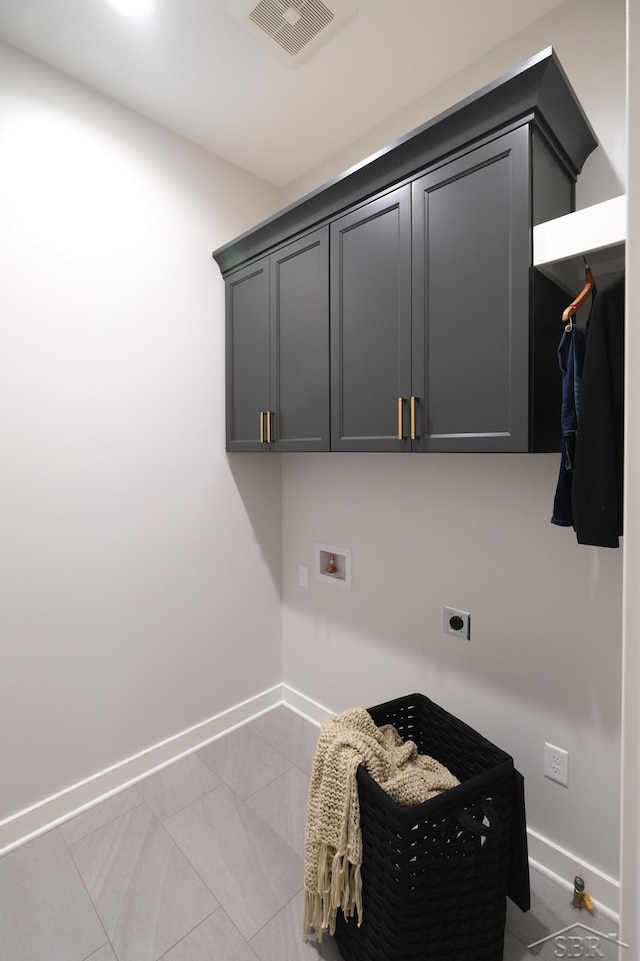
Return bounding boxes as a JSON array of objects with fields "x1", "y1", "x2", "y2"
[{"x1": 533, "y1": 194, "x2": 626, "y2": 293}]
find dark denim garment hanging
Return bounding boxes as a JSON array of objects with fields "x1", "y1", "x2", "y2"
[{"x1": 551, "y1": 325, "x2": 587, "y2": 526}]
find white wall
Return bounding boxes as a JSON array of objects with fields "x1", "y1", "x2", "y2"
[
  {"x1": 0, "y1": 41, "x2": 282, "y2": 831},
  {"x1": 621, "y1": 0, "x2": 639, "y2": 948},
  {"x1": 281, "y1": 0, "x2": 626, "y2": 898}
]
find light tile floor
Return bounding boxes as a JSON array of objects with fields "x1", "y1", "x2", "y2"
[{"x1": 0, "y1": 706, "x2": 616, "y2": 961}]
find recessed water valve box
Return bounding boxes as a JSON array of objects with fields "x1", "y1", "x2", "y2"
[{"x1": 314, "y1": 542, "x2": 352, "y2": 589}]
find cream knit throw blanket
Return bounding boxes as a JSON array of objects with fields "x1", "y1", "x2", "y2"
[{"x1": 303, "y1": 707, "x2": 460, "y2": 941}]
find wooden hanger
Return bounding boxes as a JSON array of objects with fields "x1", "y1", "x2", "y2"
[{"x1": 563, "y1": 262, "x2": 596, "y2": 331}]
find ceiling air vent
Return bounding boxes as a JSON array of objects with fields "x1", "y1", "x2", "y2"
[{"x1": 226, "y1": 0, "x2": 356, "y2": 67}]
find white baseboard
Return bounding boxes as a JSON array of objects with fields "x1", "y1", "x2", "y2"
[
  {"x1": 0, "y1": 682, "x2": 621, "y2": 924},
  {"x1": 0, "y1": 684, "x2": 283, "y2": 857},
  {"x1": 527, "y1": 830, "x2": 620, "y2": 922},
  {"x1": 280, "y1": 682, "x2": 332, "y2": 726}
]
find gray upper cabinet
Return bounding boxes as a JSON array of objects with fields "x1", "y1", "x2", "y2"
[
  {"x1": 214, "y1": 49, "x2": 598, "y2": 455},
  {"x1": 225, "y1": 228, "x2": 329, "y2": 452},
  {"x1": 270, "y1": 230, "x2": 330, "y2": 451},
  {"x1": 331, "y1": 187, "x2": 412, "y2": 452},
  {"x1": 410, "y1": 125, "x2": 573, "y2": 452},
  {"x1": 411, "y1": 128, "x2": 530, "y2": 452},
  {"x1": 226, "y1": 257, "x2": 270, "y2": 452}
]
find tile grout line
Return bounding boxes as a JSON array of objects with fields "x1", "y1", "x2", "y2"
[
  {"x1": 247, "y1": 889, "x2": 304, "y2": 948},
  {"x1": 61, "y1": 826, "x2": 114, "y2": 959},
  {"x1": 153, "y1": 780, "x2": 226, "y2": 826},
  {"x1": 196, "y1": 725, "x2": 295, "y2": 800},
  {"x1": 80, "y1": 944, "x2": 114, "y2": 961},
  {"x1": 157, "y1": 807, "x2": 227, "y2": 918},
  {"x1": 247, "y1": 707, "x2": 319, "y2": 775},
  {"x1": 244, "y1": 718, "x2": 297, "y2": 768},
  {"x1": 60, "y1": 788, "x2": 146, "y2": 848},
  {"x1": 153, "y1": 907, "x2": 222, "y2": 961},
  {"x1": 244, "y1": 766, "x2": 310, "y2": 863},
  {"x1": 243, "y1": 762, "x2": 309, "y2": 803},
  {"x1": 71, "y1": 804, "x2": 225, "y2": 961},
  {"x1": 162, "y1": 779, "x2": 304, "y2": 946}
]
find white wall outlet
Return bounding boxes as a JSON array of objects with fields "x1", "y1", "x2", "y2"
[
  {"x1": 544, "y1": 742, "x2": 569, "y2": 786},
  {"x1": 298, "y1": 565, "x2": 308, "y2": 589},
  {"x1": 444, "y1": 606, "x2": 470, "y2": 639}
]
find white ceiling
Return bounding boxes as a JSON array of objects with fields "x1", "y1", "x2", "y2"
[{"x1": 0, "y1": 0, "x2": 568, "y2": 188}]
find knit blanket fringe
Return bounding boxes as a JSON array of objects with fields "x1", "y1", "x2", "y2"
[
  {"x1": 303, "y1": 707, "x2": 460, "y2": 942},
  {"x1": 303, "y1": 843, "x2": 363, "y2": 938}
]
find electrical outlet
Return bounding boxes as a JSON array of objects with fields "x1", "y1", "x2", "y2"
[
  {"x1": 544, "y1": 742, "x2": 569, "y2": 786},
  {"x1": 444, "y1": 607, "x2": 470, "y2": 639}
]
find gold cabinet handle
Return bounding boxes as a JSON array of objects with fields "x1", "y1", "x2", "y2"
[
  {"x1": 397, "y1": 397, "x2": 406, "y2": 440},
  {"x1": 410, "y1": 396, "x2": 418, "y2": 441},
  {"x1": 259, "y1": 411, "x2": 265, "y2": 444},
  {"x1": 266, "y1": 410, "x2": 273, "y2": 444}
]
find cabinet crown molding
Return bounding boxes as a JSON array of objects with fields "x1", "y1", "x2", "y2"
[{"x1": 212, "y1": 47, "x2": 597, "y2": 277}]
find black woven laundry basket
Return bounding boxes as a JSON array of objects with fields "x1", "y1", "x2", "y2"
[{"x1": 333, "y1": 693, "x2": 529, "y2": 961}]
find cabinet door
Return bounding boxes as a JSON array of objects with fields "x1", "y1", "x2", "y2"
[
  {"x1": 270, "y1": 229, "x2": 329, "y2": 452},
  {"x1": 331, "y1": 186, "x2": 412, "y2": 452},
  {"x1": 412, "y1": 127, "x2": 530, "y2": 452},
  {"x1": 225, "y1": 258, "x2": 270, "y2": 452}
]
